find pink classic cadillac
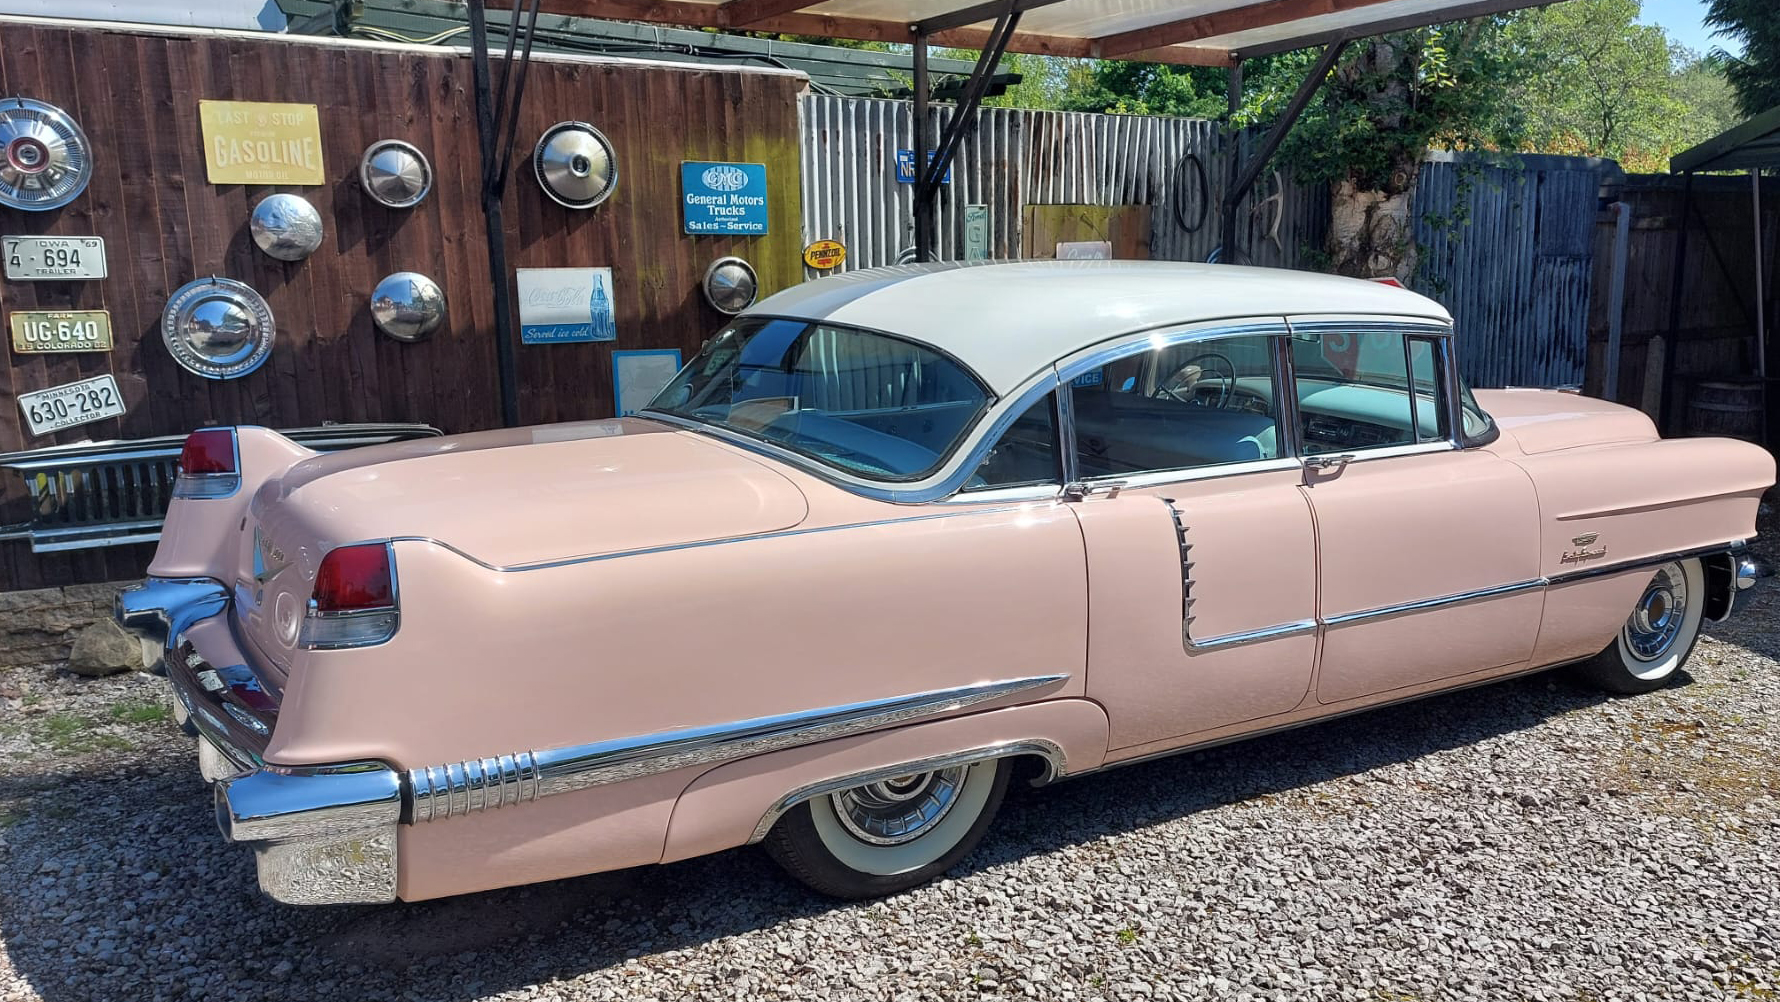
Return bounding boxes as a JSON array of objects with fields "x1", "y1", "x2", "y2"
[{"x1": 117, "y1": 261, "x2": 1773, "y2": 905}]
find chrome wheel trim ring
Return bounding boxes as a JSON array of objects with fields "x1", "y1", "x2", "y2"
[
  {"x1": 829, "y1": 765, "x2": 967, "y2": 847},
  {"x1": 1623, "y1": 562, "x2": 1689, "y2": 664}
]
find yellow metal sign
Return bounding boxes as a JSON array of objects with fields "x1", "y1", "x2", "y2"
[
  {"x1": 10, "y1": 309, "x2": 113, "y2": 353},
  {"x1": 199, "y1": 100, "x2": 325, "y2": 186},
  {"x1": 802, "y1": 239, "x2": 846, "y2": 271}
]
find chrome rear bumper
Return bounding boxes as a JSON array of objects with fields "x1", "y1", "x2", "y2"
[{"x1": 114, "y1": 577, "x2": 401, "y2": 905}]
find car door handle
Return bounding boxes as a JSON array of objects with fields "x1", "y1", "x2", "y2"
[
  {"x1": 1304, "y1": 454, "x2": 1355, "y2": 470},
  {"x1": 1063, "y1": 479, "x2": 1129, "y2": 501}
]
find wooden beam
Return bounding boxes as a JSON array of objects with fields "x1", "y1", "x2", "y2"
[
  {"x1": 718, "y1": 0, "x2": 821, "y2": 28},
  {"x1": 532, "y1": 0, "x2": 722, "y2": 28},
  {"x1": 1095, "y1": 0, "x2": 1395, "y2": 58}
]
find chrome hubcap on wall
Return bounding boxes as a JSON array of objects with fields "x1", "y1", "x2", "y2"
[
  {"x1": 1624, "y1": 562, "x2": 1689, "y2": 662},
  {"x1": 831, "y1": 766, "x2": 967, "y2": 846}
]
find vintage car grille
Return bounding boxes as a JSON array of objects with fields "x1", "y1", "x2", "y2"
[{"x1": 0, "y1": 424, "x2": 441, "y2": 553}]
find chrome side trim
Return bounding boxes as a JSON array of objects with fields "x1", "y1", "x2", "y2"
[
  {"x1": 1188, "y1": 619, "x2": 1320, "y2": 649},
  {"x1": 1322, "y1": 579, "x2": 1547, "y2": 627},
  {"x1": 745, "y1": 739, "x2": 1068, "y2": 844},
  {"x1": 1164, "y1": 496, "x2": 1317, "y2": 651},
  {"x1": 405, "y1": 674, "x2": 1069, "y2": 823},
  {"x1": 389, "y1": 505, "x2": 1039, "y2": 574}
]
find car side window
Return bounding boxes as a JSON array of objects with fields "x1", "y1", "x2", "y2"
[
  {"x1": 1290, "y1": 331, "x2": 1432, "y2": 455},
  {"x1": 1069, "y1": 334, "x2": 1283, "y2": 479},
  {"x1": 964, "y1": 392, "x2": 1060, "y2": 491}
]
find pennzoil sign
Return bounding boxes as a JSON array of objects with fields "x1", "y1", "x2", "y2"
[
  {"x1": 199, "y1": 101, "x2": 325, "y2": 186},
  {"x1": 802, "y1": 239, "x2": 846, "y2": 271}
]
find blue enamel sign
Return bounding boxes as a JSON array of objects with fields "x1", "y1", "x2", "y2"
[
  {"x1": 680, "y1": 162, "x2": 769, "y2": 235},
  {"x1": 895, "y1": 149, "x2": 951, "y2": 185}
]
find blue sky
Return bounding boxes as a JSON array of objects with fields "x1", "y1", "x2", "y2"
[{"x1": 1638, "y1": 0, "x2": 1739, "y2": 55}]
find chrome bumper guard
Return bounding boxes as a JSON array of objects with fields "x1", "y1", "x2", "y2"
[{"x1": 115, "y1": 577, "x2": 402, "y2": 906}]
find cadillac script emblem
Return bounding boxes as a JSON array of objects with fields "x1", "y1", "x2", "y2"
[{"x1": 1561, "y1": 532, "x2": 1607, "y2": 564}]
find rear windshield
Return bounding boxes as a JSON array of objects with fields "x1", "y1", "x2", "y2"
[{"x1": 645, "y1": 318, "x2": 991, "y2": 482}]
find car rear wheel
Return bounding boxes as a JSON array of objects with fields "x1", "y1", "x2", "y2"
[
  {"x1": 763, "y1": 757, "x2": 1010, "y2": 899},
  {"x1": 1572, "y1": 558, "x2": 1706, "y2": 694}
]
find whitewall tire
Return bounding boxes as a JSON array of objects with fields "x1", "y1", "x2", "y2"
[
  {"x1": 763, "y1": 757, "x2": 1010, "y2": 899},
  {"x1": 1573, "y1": 558, "x2": 1706, "y2": 695}
]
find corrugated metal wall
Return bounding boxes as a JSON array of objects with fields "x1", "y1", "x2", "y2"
[
  {"x1": 798, "y1": 97, "x2": 1602, "y2": 391},
  {"x1": 798, "y1": 95, "x2": 1326, "y2": 269},
  {"x1": 1412, "y1": 155, "x2": 1607, "y2": 388}
]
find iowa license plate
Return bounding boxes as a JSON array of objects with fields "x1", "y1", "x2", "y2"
[
  {"x1": 10, "y1": 310, "x2": 113, "y2": 353},
  {"x1": 3, "y1": 236, "x2": 107, "y2": 280},
  {"x1": 18, "y1": 374, "x2": 125, "y2": 436}
]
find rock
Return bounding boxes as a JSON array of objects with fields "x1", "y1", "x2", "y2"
[{"x1": 65, "y1": 620, "x2": 141, "y2": 677}]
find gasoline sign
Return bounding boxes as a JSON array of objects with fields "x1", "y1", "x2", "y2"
[
  {"x1": 199, "y1": 100, "x2": 325, "y2": 186},
  {"x1": 802, "y1": 239, "x2": 845, "y2": 271}
]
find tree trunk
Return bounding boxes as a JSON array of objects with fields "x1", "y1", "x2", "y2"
[{"x1": 1327, "y1": 175, "x2": 1419, "y2": 282}]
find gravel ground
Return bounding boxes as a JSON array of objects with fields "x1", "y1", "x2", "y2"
[{"x1": 1, "y1": 524, "x2": 1776, "y2": 1002}]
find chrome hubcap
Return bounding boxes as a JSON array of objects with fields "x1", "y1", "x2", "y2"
[
  {"x1": 1624, "y1": 563, "x2": 1688, "y2": 662},
  {"x1": 830, "y1": 766, "x2": 967, "y2": 846}
]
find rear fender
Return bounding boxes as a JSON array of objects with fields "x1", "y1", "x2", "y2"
[
  {"x1": 660, "y1": 698, "x2": 1110, "y2": 863},
  {"x1": 148, "y1": 427, "x2": 316, "y2": 581}
]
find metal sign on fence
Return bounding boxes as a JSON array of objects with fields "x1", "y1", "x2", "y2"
[
  {"x1": 894, "y1": 150, "x2": 950, "y2": 185},
  {"x1": 680, "y1": 162, "x2": 769, "y2": 235}
]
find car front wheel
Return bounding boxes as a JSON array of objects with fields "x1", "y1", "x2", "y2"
[
  {"x1": 1572, "y1": 557, "x2": 1706, "y2": 694},
  {"x1": 763, "y1": 757, "x2": 1010, "y2": 899}
]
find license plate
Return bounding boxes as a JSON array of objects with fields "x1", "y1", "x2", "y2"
[
  {"x1": 18, "y1": 374, "x2": 125, "y2": 436},
  {"x1": 3, "y1": 236, "x2": 106, "y2": 280},
  {"x1": 9, "y1": 310, "x2": 113, "y2": 353}
]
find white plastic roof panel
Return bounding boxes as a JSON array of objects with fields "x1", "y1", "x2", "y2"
[{"x1": 538, "y1": 0, "x2": 1569, "y2": 65}]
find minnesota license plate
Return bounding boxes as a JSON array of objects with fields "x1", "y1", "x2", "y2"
[
  {"x1": 10, "y1": 310, "x2": 113, "y2": 353},
  {"x1": 3, "y1": 236, "x2": 107, "y2": 280},
  {"x1": 18, "y1": 374, "x2": 125, "y2": 436}
]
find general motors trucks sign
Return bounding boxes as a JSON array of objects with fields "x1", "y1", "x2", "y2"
[{"x1": 680, "y1": 162, "x2": 769, "y2": 235}]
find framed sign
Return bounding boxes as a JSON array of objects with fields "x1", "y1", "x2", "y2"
[
  {"x1": 4, "y1": 236, "x2": 106, "y2": 280},
  {"x1": 517, "y1": 267, "x2": 616, "y2": 344},
  {"x1": 613, "y1": 349, "x2": 683, "y2": 417},
  {"x1": 10, "y1": 309, "x2": 112, "y2": 353},
  {"x1": 200, "y1": 100, "x2": 325, "y2": 185},
  {"x1": 963, "y1": 205, "x2": 989, "y2": 261},
  {"x1": 680, "y1": 162, "x2": 768, "y2": 235}
]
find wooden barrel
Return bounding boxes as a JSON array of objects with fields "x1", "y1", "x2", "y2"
[{"x1": 1685, "y1": 379, "x2": 1764, "y2": 442}]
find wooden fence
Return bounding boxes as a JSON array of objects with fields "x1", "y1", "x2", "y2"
[{"x1": 0, "y1": 20, "x2": 805, "y2": 589}]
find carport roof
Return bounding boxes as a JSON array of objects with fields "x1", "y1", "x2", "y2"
[
  {"x1": 532, "y1": 0, "x2": 1569, "y2": 65},
  {"x1": 1671, "y1": 104, "x2": 1780, "y2": 174}
]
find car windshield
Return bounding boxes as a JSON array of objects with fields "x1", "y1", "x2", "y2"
[{"x1": 644, "y1": 318, "x2": 992, "y2": 482}]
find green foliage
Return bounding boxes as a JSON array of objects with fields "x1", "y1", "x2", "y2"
[
  {"x1": 1277, "y1": 21, "x2": 1526, "y2": 192},
  {"x1": 1706, "y1": 0, "x2": 1780, "y2": 116},
  {"x1": 1506, "y1": 0, "x2": 1737, "y2": 171}
]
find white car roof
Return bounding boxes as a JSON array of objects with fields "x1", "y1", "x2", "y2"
[{"x1": 746, "y1": 260, "x2": 1453, "y2": 395}]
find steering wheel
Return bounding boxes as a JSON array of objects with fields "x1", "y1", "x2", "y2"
[{"x1": 1157, "y1": 351, "x2": 1236, "y2": 408}]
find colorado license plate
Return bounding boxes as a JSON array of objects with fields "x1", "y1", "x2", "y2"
[
  {"x1": 3, "y1": 236, "x2": 107, "y2": 280},
  {"x1": 18, "y1": 374, "x2": 125, "y2": 436},
  {"x1": 10, "y1": 310, "x2": 113, "y2": 353}
]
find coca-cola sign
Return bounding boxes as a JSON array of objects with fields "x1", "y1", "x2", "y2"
[{"x1": 515, "y1": 267, "x2": 617, "y2": 345}]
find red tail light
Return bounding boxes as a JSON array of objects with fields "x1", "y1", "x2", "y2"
[
  {"x1": 301, "y1": 542, "x2": 400, "y2": 649},
  {"x1": 312, "y1": 543, "x2": 395, "y2": 612},
  {"x1": 178, "y1": 428, "x2": 237, "y2": 475},
  {"x1": 173, "y1": 428, "x2": 241, "y2": 499}
]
